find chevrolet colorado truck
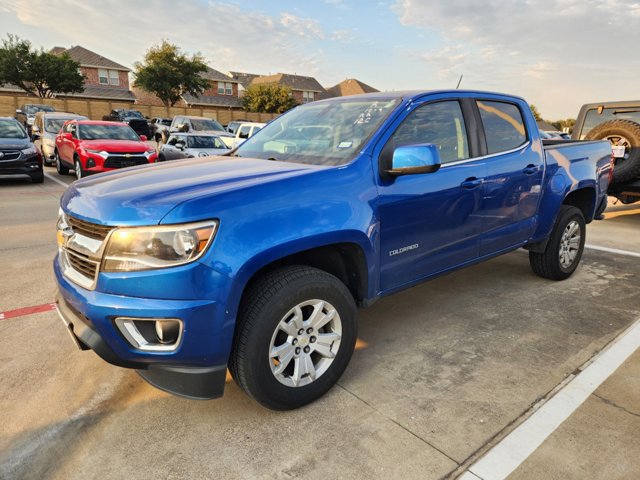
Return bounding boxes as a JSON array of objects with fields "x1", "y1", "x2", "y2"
[{"x1": 54, "y1": 90, "x2": 613, "y2": 410}]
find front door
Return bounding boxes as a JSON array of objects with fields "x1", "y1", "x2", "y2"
[{"x1": 377, "y1": 100, "x2": 486, "y2": 292}]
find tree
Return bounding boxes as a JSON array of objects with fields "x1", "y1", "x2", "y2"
[
  {"x1": 552, "y1": 118, "x2": 576, "y2": 132},
  {"x1": 241, "y1": 84, "x2": 298, "y2": 113},
  {"x1": 0, "y1": 34, "x2": 84, "y2": 98},
  {"x1": 133, "y1": 41, "x2": 210, "y2": 107},
  {"x1": 529, "y1": 104, "x2": 543, "y2": 122}
]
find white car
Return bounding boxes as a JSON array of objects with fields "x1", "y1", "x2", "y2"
[
  {"x1": 233, "y1": 122, "x2": 266, "y2": 148},
  {"x1": 158, "y1": 133, "x2": 231, "y2": 161}
]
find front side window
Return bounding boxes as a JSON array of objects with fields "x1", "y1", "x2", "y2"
[
  {"x1": 238, "y1": 126, "x2": 251, "y2": 139},
  {"x1": 477, "y1": 101, "x2": 527, "y2": 154},
  {"x1": 388, "y1": 100, "x2": 470, "y2": 164},
  {"x1": 109, "y1": 70, "x2": 120, "y2": 86},
  {"x1": 98, "y1": 69, "x2": 109, "y2": 85}
]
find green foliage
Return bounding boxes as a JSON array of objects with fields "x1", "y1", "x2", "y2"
[
  {"x1": 552, "y1": 118, "x2": 576, "y2": 132},
  {"x1": 241, "y1": 84, "x2": 298, "y2": 113},
  {"x1": 0, "y1": 34, "x2": 84, "y2": 98},
  {"x1": 133, "y1": 41, "x2": 210, "y2": 107},
  {"x1": 529, "y1": 104, "x2": 542, "y2": 122}
]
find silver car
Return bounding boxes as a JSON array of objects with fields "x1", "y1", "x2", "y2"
[
  {"x1": 32, "y1": 112, "x2": 87, "y2": 165},
  {"x1": 158, "y1": 133, "x2": 231, "y2": 161}
]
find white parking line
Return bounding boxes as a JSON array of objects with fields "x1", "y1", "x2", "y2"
[
  {"x1": 44, "y1": 172, "x2": 71, "y2": 188},
  {"x1": 585, "y1": 244, "x2": 640, "y2": 258},
  {"x1": 459, "y1": 318, "x2": 640, "y2": 480}
]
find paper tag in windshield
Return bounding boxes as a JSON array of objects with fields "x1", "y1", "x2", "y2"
[
  {"x1": 611, "y1": 146, "x2": 626, "y2": 158},
  {"x1": 337, "y1": 141, "x2": 353, "y2": 149}
]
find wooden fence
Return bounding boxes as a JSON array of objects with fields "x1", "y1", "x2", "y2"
[{"x1": 0, "y1": 94, "x2": 278, "y2": 125}]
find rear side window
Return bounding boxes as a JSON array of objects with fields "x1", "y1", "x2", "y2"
[
  {"x1": 477, "y1": 101, "x2": 527, "y2": 154},
  {"x1": 389, "y1": 100, "x2": 470, "y2": 164}
]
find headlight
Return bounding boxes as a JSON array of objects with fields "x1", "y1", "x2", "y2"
[
  {"x1": 144, "y1": 147, "x2": 156, "y2": 158},
  {"x1": 86, "y1": 149, "x2": 108, "y2": 158},
  {"x1": 21, "y1": 146, "x2": 37, "y2": 155},
  {"x1": 102, "y1": 220, "x2": 218, "y2": 272}
]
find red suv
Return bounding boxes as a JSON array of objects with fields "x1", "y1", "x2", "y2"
[{"x1": 54, "y1": 120, "x2": 158, "y2": 179}]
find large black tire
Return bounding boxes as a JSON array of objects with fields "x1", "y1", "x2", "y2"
[
  {"x1": 530, "y1": 206, "x2": 586, "y2": 280},
  {"x1": 55, "y1": 150, "x2": 69, "y2": 175},
  {"x1": 585, "y1": 119, "x2": 640, "y2": 183},
  {"x1": 30, "y1": 169, "x2": 44, "y2": 184},
  {"x1": 230, "y1": 266, "x2": 357, "y2": 410}
]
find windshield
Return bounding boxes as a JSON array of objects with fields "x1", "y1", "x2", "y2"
[
  {"x1": 25, "y1": 105, "x2": 54, "y2": 115},
  {"x1": 45, "y1": 119, "x2": 69, "y2": 133},
  {"x1": 0, "y1": 120, "x2": 27, "y2": 139},
  {"x1": 234, "y1": 98, "x2": 400, "y2": 166},
  {"x1": 187, "y1": 136, "x2": 224, "y2": 149},
  {"x1": 121, "y1": 110, "x2": 144, "y2": 119},
  {"x1": 191, "y1": 118, "x2": 224, "y2": 131},
  {"x1": 78, "y1": 124, "x2": 140, "y2": 141}
]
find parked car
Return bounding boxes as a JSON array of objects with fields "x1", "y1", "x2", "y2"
[
  {"x1": 102, "y1": 109, "x2": 152, "y2": 138},
  {"x1": 150, "y1": 117, "x2": 172, "y2": 142},
  {"x1": 226, "y1": 120, "x2": 250, "y2": 135},
  {"x1": 54, "y1": 90, "x2": 612, "y2": 410},
  {"x1": 32, "y1": 112, "x2": 87, "y2": 166},
  {"x1": 167, "y1": 115, "x2": 234, "y2": 147},
  {"x1": 158, "y1": 133, "x2": 231, "y2": 161},
  {"x1": 0, "y1": 117, "x2": 43, "y2": 183},
  {"x1": 15, "y1": 104, "x2": 55, "y2": 134},
  {"x1": 233, "y1": 122, "x2": 265, "y2": 148},
  {"x1": 54, "y1": 120, "x2": 157, "y2": 180},
  {"x1": 543, "y1": 130, "x2": 571, "y2": 140},
  {"x1": 573, "y1": 100, "x2": 640, "y2": 204}
]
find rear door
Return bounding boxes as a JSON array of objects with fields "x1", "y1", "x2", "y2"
[
  {"x1": 377, "y1": 99, "x2": 487, "y2": 291},
  {"x1": 475, "y1": 99, "x2": 544, "y2": 255}
]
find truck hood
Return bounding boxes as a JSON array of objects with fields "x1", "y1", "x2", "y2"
[
  {"x1": 79, "y1": 139, "x2": 150, "y2": 152},
  {"x1": 60, "y1": 157, "x2": 323, "y2": 225}
]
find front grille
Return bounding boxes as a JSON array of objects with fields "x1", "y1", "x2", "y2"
[
  {"x1": 104, "y1": 155, "x2": 148, "y2": 169},
  {"x1": 67, "y1": 216, "x2": 113, "y2": 241},
  {"x1": 0, "y1": 150, "x2": 21, "y2": 161},
  {"x1": 66, "y1": 250, "x2": 98, "y2": 280}
]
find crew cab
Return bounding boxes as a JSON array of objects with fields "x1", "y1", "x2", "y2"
[
  {"x1": 102, "y1": 109, "x2": 152, "y2": 138},
  {"x1": 54, "y1": 120, "x2": 157, "y2": 180},
  {"x1": 54, "y1": 90, "x2": 612, "y2": 410}
]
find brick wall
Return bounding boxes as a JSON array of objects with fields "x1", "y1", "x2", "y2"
[
  {"x1": 0, "y1": 92, "x2": 277, "y2": 125},
  {"x1": 202, "y1": 81, "x2": 239, "y2": 97}
]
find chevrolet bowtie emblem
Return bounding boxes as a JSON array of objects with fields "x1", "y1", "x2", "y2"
[{"x1": 124, "y1": 154, "x2": 131, "y2": 158}]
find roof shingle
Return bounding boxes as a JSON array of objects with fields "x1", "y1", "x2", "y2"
[
  {"x1": 51, "y1": 46, "x2": 130, "y2": 71},
  {"x1": 325, "y1": 78, "x2": 379, "y2": 98},
  {"x1": 250, "y1": 73, "x2": 325, "y2": 93},
  {"x1": 182, "y1": 93, "x2": 242, "y2": 108}
]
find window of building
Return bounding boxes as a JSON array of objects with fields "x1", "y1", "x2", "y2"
[
  {"x1": 225, "y1": 82, "x2": 233, "y2": 95},
  {"x1": 388, "y1": 100, "x2": 470, "y2": 164},
  {"x1": 217, "y1": 82, "x2": 225, "y2": 95},
  {"x1": 303, "y1": 91, "x2": 315, "y2": 103},
  {"x1": 109, "y1": 70, "x2": 119, "y2": 86},
  {"x1": 98, "y1": 69, "x2": 109, "y2": 85},
  {"x1": 477, "y1": 101, "x2": 527, "y2": 154}
]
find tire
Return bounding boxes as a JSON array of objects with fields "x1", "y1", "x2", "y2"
[
  {"x1": 158, "y1": 153, "x2": 166, "y2": 162},
  {"x1": 529, "y1": 205, "x2": 586, "y2": 280},
  {"x1": 55, "y1": 150, "x2": 69, "y2": 175},
  {"x1": 230, "y1": 266, "x2": 357, "y2": 410},
  {"x1": 74, "y1": 157, "x2": 85, "y2": 180},
  {"x1": 31, "y1": 170, "x2": 44, "y2": 184},
  {"x1": 585, "y1": 119, "x2": 640, "y2": 183}
]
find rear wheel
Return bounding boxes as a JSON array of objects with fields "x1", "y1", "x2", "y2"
[
  {"x1": 230, "y1": 266, "x2": 357, "y2": 410},
  {"x1": 74, "y1": 157, "x2": 85, "y2": 180},
  {"x1": 529, "y1": 205, "x2": 586, "y2": 280},
  {"x1": 55, "y1": 150, "x2": 69, "y2": 175},
  {"x1": 585, "y1": 119, "x2": 640, "y2": 183}
]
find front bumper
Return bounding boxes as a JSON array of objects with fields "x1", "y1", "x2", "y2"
[
  {"x1": 54, "y1": 254, "x2": 232, "y2": 399},
  {"x1": 0, "y1": 153, "x2": 42, "y2": 178}
]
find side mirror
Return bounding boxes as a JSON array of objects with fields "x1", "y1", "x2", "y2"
[
  {"x1": 139, "y1": 135, "x2": 147, "y2": 142},
  {"x1": 16, "y1": 109, "x2": 22, "y2": 114},
  {"x1": 62, "y1": 132, "x2": 72, "y2": 140},
  {"x1": 31, "y1": 126, "x2": 41, "y2": 138},
  {"x1": 385, "y1": 144, "x2": 441, "y2": 177}
]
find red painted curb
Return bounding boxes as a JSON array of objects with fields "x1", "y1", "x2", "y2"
[{"x1": 0, "y1": 302, "x2": 56, "y2": 320}]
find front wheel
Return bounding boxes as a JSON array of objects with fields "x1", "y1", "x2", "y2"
[
  {"x1": 74, "y1": 158, "x2": 85, "y2": 180},
  {"x1": 530, "y1": 205, "x2": 586, "y2": 280},
  {"x1": 230, "y1": 266, "x2": 357, "y2": 410}
]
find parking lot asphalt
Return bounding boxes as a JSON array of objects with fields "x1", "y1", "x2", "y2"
[{"x1": 0, "y1": 170, "x2": 638, "y2": 480}]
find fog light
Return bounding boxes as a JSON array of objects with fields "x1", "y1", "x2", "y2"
[
  {"x1": 155, "y1": 319, "x2": 181, "y2": 344},
  {"x1": 86, "y1": 158, "x2": 96, "y2": 168},
  {"x1": 115, "y1": 317, "x2": 183, "y2": 351}
]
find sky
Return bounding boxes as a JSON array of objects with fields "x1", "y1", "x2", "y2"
[{"x1": 1, "y1": 0, "x2": 639, "y2": 119}]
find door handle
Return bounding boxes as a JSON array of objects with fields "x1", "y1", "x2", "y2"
[
  {"x1": 461, "y1": 177, "x2": 483, "y2": 189},
  {"x1": 523, "y1": 164, "x2": 540, "y2": 175}
]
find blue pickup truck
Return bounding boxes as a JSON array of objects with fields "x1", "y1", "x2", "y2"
[{"x1": 55, "y1": 90, "x2": 613, "y2": 409}]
